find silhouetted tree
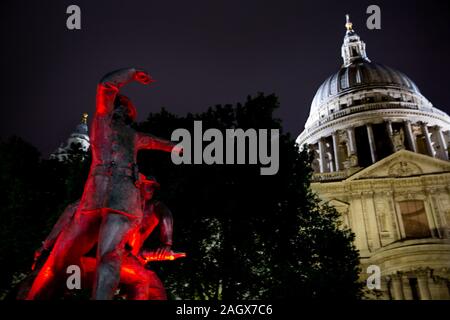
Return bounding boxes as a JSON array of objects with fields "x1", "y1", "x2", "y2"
[
  {"x1": 136, "y1": 93, "x2": 362, "y2": 299},
  {"x1": 0, "y1": 137, "x2": 89, "y2": 298}
]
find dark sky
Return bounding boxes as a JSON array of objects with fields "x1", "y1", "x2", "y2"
[{"x1": 1, "y1": 0, "x2": 450, "y2": 155}]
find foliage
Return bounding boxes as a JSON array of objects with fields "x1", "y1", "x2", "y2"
[
  {"x1": 0, "y1": 137, "x2": 89, "y2": 298},
  {"x1": 136, "y1": 93, "x2": 362, "y2": 299}
]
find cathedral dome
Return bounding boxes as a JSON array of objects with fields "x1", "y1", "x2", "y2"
[
  {"x1": 310, "y1": 61, "x2": 421, "y2": 116},
  {"x1": 50, "y1": 113, "x2": 90, "y2": 161},
  {"x1": 302, "y1": 15, "x2": 435, "y2": 131},
  {"x1": 296, "y1": 15, "x2": 450, "y2": 176},
  {"x1": 299, "y1": 16, "x2": 450, "y2": 301}
]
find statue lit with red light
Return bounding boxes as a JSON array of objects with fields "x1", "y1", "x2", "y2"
[
  {"x1": 20, "y1": 174, "x2": 184, "y2": 300},
  {"x1": 26, "y1": 68, "x2": 183, "y2": 300}
]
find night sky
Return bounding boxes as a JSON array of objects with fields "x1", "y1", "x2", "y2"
[{"x1": 1, "y1": 0, "x2": 450, "y2": 156}]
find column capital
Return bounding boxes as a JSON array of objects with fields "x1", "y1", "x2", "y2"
[
  {"x1": 362, "y1": 190, "x2": 374, "y2": 196},
  {"x1": 389, "y1": 272, "x2": 404, "y2": 280},
  {"x1": 413, "y1": 267, "x2": 432, "y2": 278}
]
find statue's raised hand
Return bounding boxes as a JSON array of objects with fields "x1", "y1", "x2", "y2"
[
  {"x1": 134, "y1": 70, "x2": 153, "y2": 85},
  {"x1": 100, "y1": 68, "x2": 154, "y2": 90}
]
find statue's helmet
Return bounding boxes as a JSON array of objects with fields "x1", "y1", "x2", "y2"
[{"x1": 114, "y1": 94, "x2": 137, "y2": 122}]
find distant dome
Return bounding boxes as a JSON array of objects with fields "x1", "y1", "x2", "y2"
[
  {"x1": 75, "y1": 123, "x2": 88, "y2": 135},
  {"x1": 311, "y1": 61, "x2": 421, "y2": 115},
  {"x1": 50, "y1": 113, "x2": 90, "y2": 161}
]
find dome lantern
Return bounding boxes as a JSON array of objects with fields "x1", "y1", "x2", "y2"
[{"x1": 341, "y1": 14, "x2": 370, "y2": 67}]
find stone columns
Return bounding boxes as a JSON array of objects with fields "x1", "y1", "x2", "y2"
[
  {"x1": 349, "y1": 192, "x2": 369, "y2": 254},
  {"x1": 386, "y1": 120, "x2": 395, "y2": 152},
  {"x1": 347, "y1": 127, "x2": 357, "y2": 155},
  {"x1": 364, "y1": 191, "x2": 382, "y2": 250},
  {"x1": 421, "y1": 122, "x2": 435, "y2": 157},
  {"x1": 429, "y1": 276, "x2": 450, "y2": 299},
  {"x1": 332, "y1": 132, "x2": 341, "y2": 172},
  {"x1": 380, "y1": 277, "x2": 391, "y2": 300},
  {"x1": 435, "y1": 126, "x2": 449, "y2": 160},
  {"x1": 318, "y1": 138, "x2": 326, "y2": 173},
  {"x1": 401, "y1": 275, "x2": 413, "y2": 300},
  {"x1": 366, "y1": 123, "x2": 377, "y2": 163},
  {"x1": 404, "y1": 120, "x2": 417, "y2": 153},
  {"x1": 416, "y1": 270, "x2": 432, "y2": 300},
  {"x1": 390, "y1": 274, "x2": 404, "y2": 300}
]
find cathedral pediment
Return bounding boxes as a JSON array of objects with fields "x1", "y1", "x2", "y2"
[
  {"x1": 324, "y1": 198, "x2": 349, "y2": 208},
  {"x1": 346, "y1": 150, "x2": 450, "y2": 181},
  {"x1": 324, "y1": 199, "x2": 350, "y2": 214}
]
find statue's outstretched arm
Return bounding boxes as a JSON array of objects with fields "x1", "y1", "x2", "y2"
[
  {"x1": 136, "y1": 132, "x2": 183, "y2": 154},
  {"x1": 96, "y1": 68, "x2": 153, "y2": 115},
  {"x1": 42, "y1": 200, "x2": 80, "y2": 250}
]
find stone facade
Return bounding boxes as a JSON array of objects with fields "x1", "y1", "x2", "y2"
[
  {"x1": 296, "y1": 16, "x2": 450, "y2": 299},
  {"x1": 313, "y1": 151, "x2": 450, "y2": 299}
]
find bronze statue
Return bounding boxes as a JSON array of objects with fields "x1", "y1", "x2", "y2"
[
  {"x1": 21, "y1": 175, "x2": 180, "y2": 300},
  {"x1": 27, "y1": 68, "x2": 182, "y2": 300}
]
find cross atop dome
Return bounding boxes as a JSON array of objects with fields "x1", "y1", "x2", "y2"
[
  {"x1": 75, "y1": 112, "x2": 89, "y2": 135},
  {"x1": 345, "y1": 14, "x2": 353, "y2": 32},
  {"x1": 81, "y1": 112, "x2": 88, "y2": 124},
  {"x1": 341, "y1": 14, "x2": 369, "y2": 67}
]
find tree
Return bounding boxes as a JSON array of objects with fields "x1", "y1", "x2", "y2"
[
  {"x1": 136, "y1": 93, "x2": 362, "y2": 299},
  {"x1": 0, "y1": 137, "x2": 89, "y2": 299}
]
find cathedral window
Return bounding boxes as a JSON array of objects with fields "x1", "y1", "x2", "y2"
[{"x1": 398, "y1": 200, "x2": 431, "y2": 239}]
